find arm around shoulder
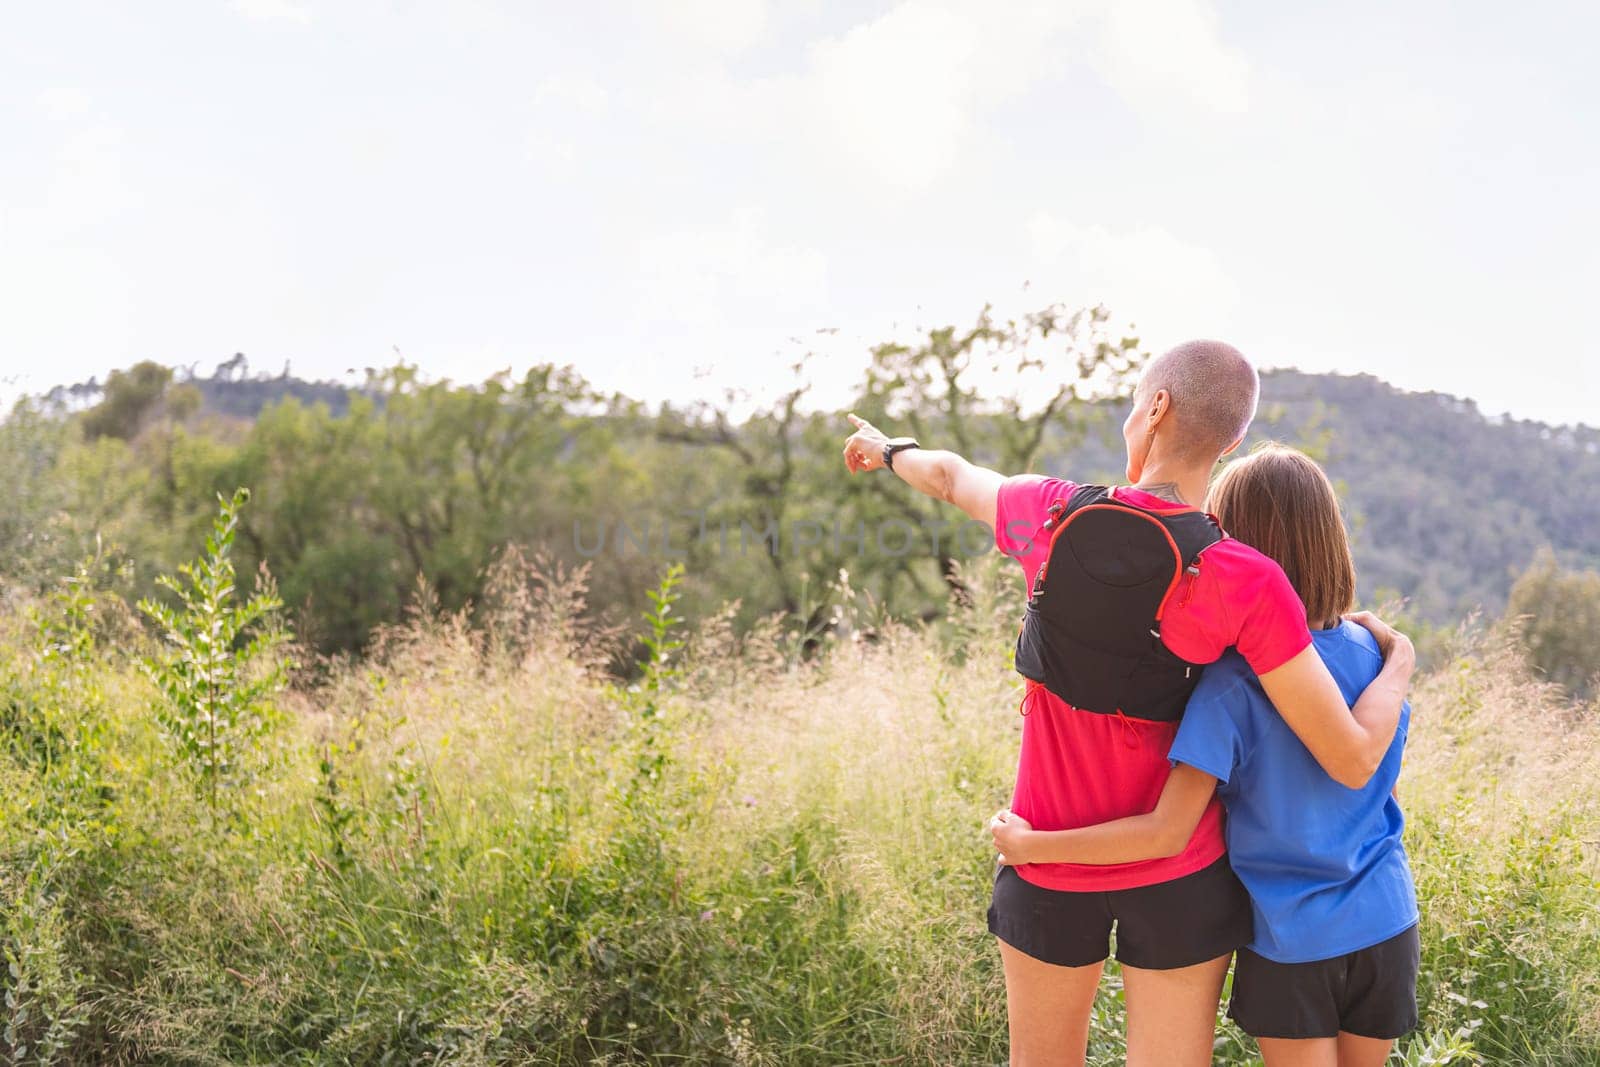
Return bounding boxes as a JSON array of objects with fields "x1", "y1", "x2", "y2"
[{"x1": 1258, "y1": 632, "x2": 1414, "y2": 789}]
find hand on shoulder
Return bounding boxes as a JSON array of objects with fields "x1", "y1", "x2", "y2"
[{"x1": 1344, "y1": 611, "x2": 1415, "y2": 676}]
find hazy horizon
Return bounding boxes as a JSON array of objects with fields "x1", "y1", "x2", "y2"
[{"x1": 14, "y1": 347, "x2": 1598, "y2": 435}]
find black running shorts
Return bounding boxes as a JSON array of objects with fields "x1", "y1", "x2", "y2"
[
  {"x1": 1227, "y1": 924, "x2": 1420, "y2": 1040},
  {"x1": 987, "y1": 855, "x2": 1252, "y2": 970}
]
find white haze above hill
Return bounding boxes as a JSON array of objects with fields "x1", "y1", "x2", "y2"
[{"x1": 1, "y1": 1, "x2": 1596, "y2": 427}]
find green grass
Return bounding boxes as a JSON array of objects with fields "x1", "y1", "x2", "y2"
[{"x1": 1, "y1": 551, "x2": 1596, "y2": 1064}]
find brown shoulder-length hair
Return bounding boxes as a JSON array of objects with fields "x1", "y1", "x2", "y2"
[{"x1": 1206, "y1": 444, "x2": 1356, "y2": 629}]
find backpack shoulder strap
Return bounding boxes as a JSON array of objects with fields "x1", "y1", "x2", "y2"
[
  {"x1": 1040, "y1": 483, "x2": 1112, "y2": 533},
  {"x1": 1161, "y1": 510, "x2": 1225, "y2": 567}
]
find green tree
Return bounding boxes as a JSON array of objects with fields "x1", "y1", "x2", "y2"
[
  {"x1": 1507, "y1": 549, "x2": 1600, "y2": 699},
  {"x1": 857, "y1": 303, "x2": 1143, "y2": 474},
  {"x1": 0, "y1": 399, "x2": 76, "y2": 589},
  {"x1": 0, "y1": 398, "x2": 152, "y2": 597},
  {"x1": 180, "y1": 393, "x2": 400, "y2": 651},
  {"x1": 650, "y1": 305, "x2": 1146, "y2": 629},
  {"x1": 80, "y1": 361, "x2": 174, "y2": 441},
  {"x1": 839, "y1": 302, "x2": 1145, "y2": 604}
]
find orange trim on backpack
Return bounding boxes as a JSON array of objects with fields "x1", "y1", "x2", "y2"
[{"x1": 1031, "y1": 501, "x2": 1189, "y2": 625}]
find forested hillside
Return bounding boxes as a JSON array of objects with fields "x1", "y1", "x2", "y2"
[
  {"x1": 1251, "y1": 370, "x2": 1600, "y2": 620},
  {"x1": 3, "y1": 317, "x2": 1595, "y2": 654}
]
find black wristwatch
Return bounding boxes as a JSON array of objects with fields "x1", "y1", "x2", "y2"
[{"x1": 881, "y1": 437, "x2": 921, "y2": 471}]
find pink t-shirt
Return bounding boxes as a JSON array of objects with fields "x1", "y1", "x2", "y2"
[{"x1": 996, "y1": 476, "x2": 1313, "y2": 892}]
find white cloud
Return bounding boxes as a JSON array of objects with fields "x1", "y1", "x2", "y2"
[
  {"x1": 1091, "y1": 0, "x2": 1249, "y2": 116},
  {"x1": 527, "y1": 74, "x2": 610, "y2": 178},
  {"x1": 643, "y1": 66, "x2": 777, "y2": 147},
  {"x1": 644, "y1": 0, "x2": 769, "y2": 55},
  {"x1": 36, "y1": 87, "x2": 93, "y2": 122},
  {"x1": 1026, "y1": 211, "x2": 1240, "y2": 348},
  {"x1": 231, "y1": 0, "x2": 313, "y2": 25},
  {"x1": 533, "y1": 73, "x2": 609, "y2": 116},
  {"x1": 791, "y1": 2, "x2": 1101, "y2": 191},
  {"x1": 525, "y1": 133, "x2": 578, "y2": 177},
  {"x1": 642, "y1": 0, "x2": 1240, "y2": 199},
  {"x1": 40, "y1": 125, "x2": 130, "y2": 233},
  {"x1": 635, "y1": 207, "x2": 828, "y2": 333},
  {"x1": 800, "y1": 4, "x2": 981, "y2": 190},
  {"x1": 632, "y1": 3, "x2": 1082, "y2": 202}
]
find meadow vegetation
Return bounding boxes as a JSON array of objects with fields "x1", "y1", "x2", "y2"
[{"x1": 1, "y1": 497, "x2": 1596, "y2": 1065}]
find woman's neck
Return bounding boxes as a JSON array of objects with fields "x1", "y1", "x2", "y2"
[{"x1": 1133, "y1": 457, "x2": 1212, "y2": 508}]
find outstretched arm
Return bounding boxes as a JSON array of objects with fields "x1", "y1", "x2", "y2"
[
  {"x1": 1257, "y1": 612, "x2": 1414, "y2": 790},
  {"x1": 988, "y1": 764, "x2": 1219, "y2": 866},
  {"x1": 842, "y1": 414, "x2": 1003, "y2": 528}
]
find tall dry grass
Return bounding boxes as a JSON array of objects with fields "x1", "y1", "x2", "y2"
[{"x1": 0, "y1": 550, "x2": 1596, "y2": 1064}]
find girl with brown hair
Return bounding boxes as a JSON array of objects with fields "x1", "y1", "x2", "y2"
[{"x1": 990, "y1": 444, "x2": 1420, "y2": 1066}]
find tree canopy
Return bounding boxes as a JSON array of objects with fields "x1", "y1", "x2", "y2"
[{"x1": 4, "y1": 319, "x2": 1594, "y2": 655}]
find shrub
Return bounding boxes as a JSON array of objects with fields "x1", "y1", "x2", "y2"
[
  {"x1": 1507, "y1": 548, "x2": 1600, "y2": 699},
  {"x1": 137, "y1": 489, "x2": 290, "y2": 811}
]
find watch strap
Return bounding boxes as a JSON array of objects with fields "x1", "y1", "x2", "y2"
[{"x1": 882, "y1": 437, "x2": 921, "y2": 471}]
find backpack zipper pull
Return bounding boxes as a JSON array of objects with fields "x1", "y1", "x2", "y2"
[{"x1": 1178, "y1": 559, "x2": 1202, "y2": 608}]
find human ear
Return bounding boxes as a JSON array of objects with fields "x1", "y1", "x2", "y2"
[
  {"x1": 1220, "y1": 436, "x2": 1245, "y2": 458},
  {"x1": 1146, "y1": 389, "x2": 1172, "y2": 433}
]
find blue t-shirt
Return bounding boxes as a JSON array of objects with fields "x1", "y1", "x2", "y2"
[{"x1": 1168, "y1": 620, "x2": 1418, "y2": 964}]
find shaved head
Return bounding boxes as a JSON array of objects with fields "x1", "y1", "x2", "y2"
[{"x1": 1138, "y1": 340, "x2": 1259, "y2": 462}]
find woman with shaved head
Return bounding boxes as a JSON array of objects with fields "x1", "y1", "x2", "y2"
[
  {"x1": 991, "y1": 445, "x2": 1421, "y2": 1065},
  {"x1": 842, "y1": 340, "x2": 1415, "y2": 1066}
]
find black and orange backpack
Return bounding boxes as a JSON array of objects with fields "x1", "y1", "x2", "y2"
[{"x1": 1014, "y1": 484, "x2": 1224, "y2": 723}]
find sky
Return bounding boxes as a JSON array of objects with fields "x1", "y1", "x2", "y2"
[{"x1": 2, "y1": 1, "x2": 1597, "y2": 427}]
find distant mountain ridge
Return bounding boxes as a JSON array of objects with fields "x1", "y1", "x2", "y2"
[
  {"x1": 1249, "y1": 369, "x2": 1599, "y2": 621},
  {"x1": 44, "y1": 359, "x2": 364, "y2": 420},
  {"x1": 192, "y1": 371, "x2": 361, "y2": 420}
]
